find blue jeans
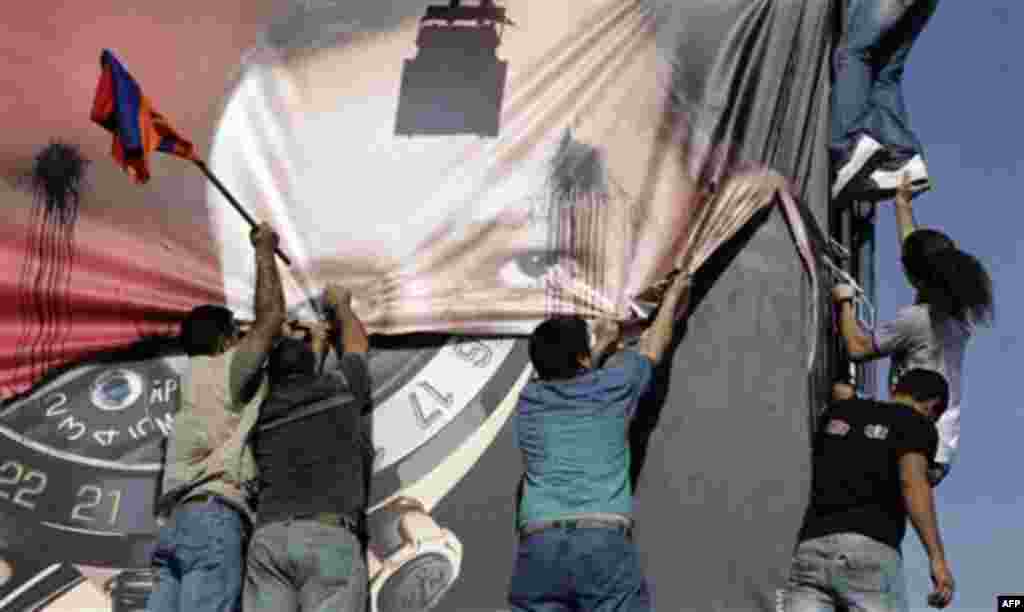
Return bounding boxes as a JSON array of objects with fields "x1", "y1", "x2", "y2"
[
  {"x1": 784, "y1": 533, "x2": 908, "y2": 612},
  {"x1": 243, "y1": 520, "x2": 367, "y2": 612},
  {"x1": 508, "y1": 527, "x2": 652, "y2": 612},
  {"x1": 146, "y1": 499, "x2": 248, "y2": 612},
  {"x1": 831, "y1": 0, "x2": 940, "y2": 159}
]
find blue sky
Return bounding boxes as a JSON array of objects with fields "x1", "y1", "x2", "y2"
[{"x1": 871, "y1": 2, "x2": 1022, "y2": 609}]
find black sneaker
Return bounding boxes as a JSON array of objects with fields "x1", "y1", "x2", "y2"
[{"x1": 831, "y1": 134, "x2": 885, "y2": 200}]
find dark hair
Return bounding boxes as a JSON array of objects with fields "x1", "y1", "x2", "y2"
[
  {"x1": 528, "y1": 316, "x2": 590, "y2": 380},
  {"x1": 267, "y1": 337, "x2": 317, "y2": 383},
  {"x1": 180, "y1": 305, "x2": 236, "y2": 356},
  {"x1": 903, "y1": 229, "x2": 955, "y2": 259},
  {"x1": 892, "y1": 368, "x2": 950, "y2": 416},
  {"x1": 902, "y1": 230, "x2": 994, "y2": 325}
]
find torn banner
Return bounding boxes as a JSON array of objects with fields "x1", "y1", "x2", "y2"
[
  {"x1": 210, "y1": 0, "x2": 817, "y2": 341},
  {"x1": 0, "y1": 0, "x2": 822, "y2": 398}
]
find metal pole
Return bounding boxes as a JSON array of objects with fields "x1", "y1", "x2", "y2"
[{"x1": 193, "y1": 159, "x2": 293, "y2": 266}]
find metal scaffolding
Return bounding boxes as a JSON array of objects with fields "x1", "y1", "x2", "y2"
[{"x1": 830, "y1": 199, "x2": 879, "y2": 397}]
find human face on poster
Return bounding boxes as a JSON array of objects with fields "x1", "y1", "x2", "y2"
[{"x1": 210, "y1": 0, "x2": 703, "y2": 332}]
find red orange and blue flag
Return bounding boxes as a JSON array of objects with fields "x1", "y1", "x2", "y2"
[{"x1": 90, "y1": 49, "x2": 197, "y2": 183}]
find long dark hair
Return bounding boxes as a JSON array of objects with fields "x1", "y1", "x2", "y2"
[{"x1": 902, "y1": 229, "x2": 994, "y2": 325}]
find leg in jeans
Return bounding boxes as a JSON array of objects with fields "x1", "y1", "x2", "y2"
[
  {"x1": 508, "y1": 530, "x2": 574, "y2": 612},
  {"x1": 864, "y1": 0, "x2": 939, "y2": 159},
  {"x1": 573, "y1": 529, "x2": 652, "y2": 612},
  {"x1": 784, "y1": 538, "x2": 837, "y2": 612},
  {"x1": 146, "y1": 523, "x2": 182, "y2": 612},
  {"x1": 175, "y1": 502, "x2": 247, "y2": 612},
  {"x1": 295, "y1": 522, "x2": 368, "y2": 612},
  {"x1": 831, "y1": 0, "x2": 938, "y2": 155},
  {"x1": 833, "y1": 534, "x2": 908, "y2": 612},
  {"x1": 244, "y1": 522, "x2": 299, "y2": 612}
]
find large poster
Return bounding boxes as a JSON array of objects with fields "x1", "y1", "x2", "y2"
[
  {"x1": 209, "y1": 0, "x2": 814, "y2": 336},
  {"x1": 0, "y1": 1, "x2": 832, "y2": 610}
]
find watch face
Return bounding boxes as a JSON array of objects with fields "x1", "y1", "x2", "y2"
[
  {"x1": 363, "y1": 336, "x2": 528, "y2": 510},
  {"x1": 0, "y1": 354, "x2": 179, "y2": 567},
  {"x1": 0, "y1": 358, "x2": 177, "y2": 467},
  {"x1": 0, "y1": 333, "x2": 528, "y2": 568}
]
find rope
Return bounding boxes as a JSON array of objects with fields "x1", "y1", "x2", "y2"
[{"x1": 821, "y1": 255, "x2": 876, "y2": 331}]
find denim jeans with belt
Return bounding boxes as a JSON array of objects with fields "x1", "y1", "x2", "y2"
[
  {"x1": 243, "y1": 519, "x2": 367, "y2": 612},
  {"x1": 784, "y1": 533, "x2": 908, "y2": 612},
  {"x1": 831, "y1": 0, "x2": 940, "y2": 159},
  {"x1": 509, "y1": 526, "x2": 652, "y2": 612},
  {"x1": 146, "y1": 499, "x2": 248, "y2": 612}
]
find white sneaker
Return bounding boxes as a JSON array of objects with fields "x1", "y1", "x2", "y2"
[
  {"x1": 832, "y1": 134, "x2": 885, "y2": 200},
  {"x1": 868, "y1": 154, "x2": 931, "y2": 197}
]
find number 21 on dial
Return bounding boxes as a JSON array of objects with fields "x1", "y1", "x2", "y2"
[{"x1": 71, "y1": 485, "x2": 122, "y2": 525}]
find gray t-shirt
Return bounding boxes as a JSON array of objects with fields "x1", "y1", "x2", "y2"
[{"x1": 873, "y1": 304, "x2": 971, "y2": 465}]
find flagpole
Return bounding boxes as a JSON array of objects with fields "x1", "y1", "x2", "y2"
[
  {"x1": 193, "y1": 158, "x2": 334, "y2": 323},
  {"x1": 192, "y1": 159, "x2": 293, "y2": 266}
]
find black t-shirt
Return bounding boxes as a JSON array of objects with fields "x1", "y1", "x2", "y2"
[
  {"x1": 252, "y1": 353, "x2": 372, "y2": 526},
  {"x1": 798, "y1": 398, "x2": 938, "y2": 551}
]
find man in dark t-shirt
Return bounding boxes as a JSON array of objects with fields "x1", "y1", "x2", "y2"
[
  {"x1": 243, "y1": 285, "x2": 372, "y2": 612},
  {"x1": 784, "y1": 369, "x2": 955, "y2": 612}
]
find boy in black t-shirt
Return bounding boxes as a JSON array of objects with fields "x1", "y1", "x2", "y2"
[{"x1": 783, "y1": 369, "x2": 955, "y2": 612}]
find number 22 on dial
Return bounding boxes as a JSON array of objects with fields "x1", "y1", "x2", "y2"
[{"x1": 0, "y1": 460, "x2": 48, "y2": 510}]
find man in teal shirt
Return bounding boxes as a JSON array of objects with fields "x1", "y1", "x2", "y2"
[{"x1": 509, "y1": 271, "x2": 693, "y2": 612}]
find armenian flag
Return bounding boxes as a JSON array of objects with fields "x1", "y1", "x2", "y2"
[{"x1": 90, "y1": 49, "x2": 197, "y2": 183}]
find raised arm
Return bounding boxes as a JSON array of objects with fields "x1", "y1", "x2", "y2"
[
  {"x1": 229, "y1": 223, "x2": 286, "y2": 405},
  {"x1": 325, "y1": 285, "x2": 369, "y2": 355},
  {"x1": 832, "y1": 284, "x2": 876, "y2": 361},
  {"x1": 900, "y1": 451, "x2": 955, "y2": 608},
  {"x1": 637, "y1": 272, "x2": 693, "y2": 365},
  {"x1": 893, "y1": 173, "x2": 918, "y2": 244},
  {"x1": 324, "y1": 285, "x2": 371, "y2": 408}
]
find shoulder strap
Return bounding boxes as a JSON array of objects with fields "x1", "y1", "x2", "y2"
[{"x1": 256, "y1": 392, "x2": 356, "y2": 434}]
